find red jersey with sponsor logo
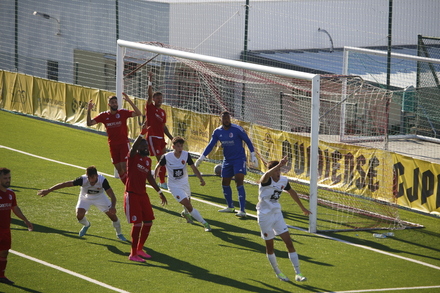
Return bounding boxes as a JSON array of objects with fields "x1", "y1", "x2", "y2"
[
  {"x1": 125, "y1": 153, "x2": 152, "y2": 195},
  {"x1": 93, "y1": 109, "x2": 134, "y2": 144},
  {"x1": 0, "y1": 189, "x2": 17, "y2": 230},
  {"x1": 145, "y1": 103, "x2": 166, "y2": 137}
]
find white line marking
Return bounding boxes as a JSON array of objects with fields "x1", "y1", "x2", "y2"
[
  {"x1": 2, "y1": 144, "x2": 440, "y2": 292},
  {"x1": 10, "y1": 250, "x2": 130, "y2": 293},
  {"x1": 327, "y1": 285, "x2": 440, "y2": 292}
]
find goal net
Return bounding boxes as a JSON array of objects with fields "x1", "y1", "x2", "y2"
[{"x1": 118, "y1": 40, "x2": 418, "y2": 232}]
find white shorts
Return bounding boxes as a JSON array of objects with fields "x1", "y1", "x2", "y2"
[
  {"x1": 76, "y1": 194, "x2": 111, "y2": 213},
  {"x1": 168, "y1": 185, "x2": 191, "y2": 203},
  {"x1": 257, "y1": 211, "x2": 289, "y2": 240}
]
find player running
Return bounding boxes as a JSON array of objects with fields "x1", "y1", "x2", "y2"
[
  {"x1": 195, "y1": 111, "x2": 258, "y2": 217},
  {"x1": 155, "y1": 137, "x2": 211, "y2": 232},
  {"x1": 87, "y1": 93, "x2": 142, "y2": 183},
  {"x1": 38, "y1": 166, "x2": 127, "y2": 241},
  {"x1": 257, "y1": 156, "x2": 310, "y2": 282}
]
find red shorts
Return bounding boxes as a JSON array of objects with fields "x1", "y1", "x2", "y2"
[
  {"x1": 0, "y1": 229, "x2": 12, "y2": 251},
  {"x1": 109, "y1": 142, "x2": 130, "y2": 164},
  {"x1": 146, "y1": 136, "x2": 166, "y2": 157},
  {"x1": 124, "y1": 192, "x2": 155, "y2": 223}
]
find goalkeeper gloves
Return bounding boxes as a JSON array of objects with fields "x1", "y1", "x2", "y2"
[
  {"x1": 250, "y1": 152, "x2": 259, "y2": 168},
  {"x1": 195, "y1": 155, "x2": 205, "y2": 167}
]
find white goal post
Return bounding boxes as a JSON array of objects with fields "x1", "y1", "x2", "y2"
[{"x1": 116, "y1": 39, "x2": 321, "y2": 233}]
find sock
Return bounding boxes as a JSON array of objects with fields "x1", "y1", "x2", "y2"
[
  {"x1": 237, "y1": 185, "x2": 246, "y2": 212},
  {"x1": 159, "y1": 165, "x2": 166, "y2": 183},
  {"x1": 112, "y1": 218, "x2": 122, "y2": 235},
  {"x1": 222, "y1": 185, "x2": 233, "y2": 208},
  {"x1": 0, "y1": 257, "x2": 7, "y2": 278},
  {"x1": 120, "y1": 172, "x2": 128, "y2": 185},
  {"x1": 78, "y1": 217, "x2": 90, "y2": 227},
  {"x1": 288, "y1": 252, "x2": 301, "y2": 275},
  {"x1": 189, "y1": 208, "x2": 206, "y2": 224},
  {"x1": 267, "y1": 253, "x2": 282, "y2": 275},
  {"x1": 136, "y1": 222, "x2": 152, "y2": 251},
  {"x1": 130, "y1": 224, "x2": 142, "y2": 255}
]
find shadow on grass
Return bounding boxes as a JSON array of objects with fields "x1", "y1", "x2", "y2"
[
  {"x1": 129, "y1": 248, "x2": 294, "y2": 293},
  {"x1": 11, "y1": 219, "x2": 79, "y2": 239},
  {"x1": 325, "y1": 230, "x2": 440, "y2": 263},
  {"x1": 153, "y1": 205, "x2": 333, "y2": 268},
  {"x1": 3, "y1": 284, "x2": 42, "y2": 293}
]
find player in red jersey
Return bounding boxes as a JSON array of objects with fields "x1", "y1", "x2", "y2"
[
  {"x1": 141, "y1": 74, "x2": 173, "y2": 189},
  {"x1": 124, "y1": 132, "x2": 167, "y2": 262},
  {"x1": 87, "y1": 93, "x2": 142, "y2": 183},
  {"x1": 0, "y1": 168, "x2": 33, "y2": 285}
]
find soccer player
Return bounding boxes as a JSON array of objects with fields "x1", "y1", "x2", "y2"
[
  {"x1": 155, "y1": 137, "x2": 211, "y2": 232},
  {"x1": 142, "y1": 74, "x2": 173, "y2": 189},
  {"x1": 37, "y1": 166, "x2": 127, "y2": 241},
  {"x1": 125, "y1": 132, "x2": 167, "y2": 263},
  {"x1": 195, "y1": 111, "x2": 258, "y2": 217},
  {"x1": 87, "y1": 93, "x2": 142, "y2": 183},
  {"x1": 257, "y1": 156, "x2": 310, "y2": 282},
  {"x1": 0, "y1": 168, "x2": 33, "y2": 285}
]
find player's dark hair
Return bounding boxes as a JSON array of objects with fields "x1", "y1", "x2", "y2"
[
  {"x1": 267, "y1": 161, "x2": 279, "y2": 169},
  {"x1": 172, "y1": 136, "x2": 185, "y2": 145},
  {"x1": 221, "y1": 111, "x2": 230, "y2": 116},
  {"x1": 153, "y1": 92, "x2": 162, "y2": 98},
  {"x1": 86, "y1": 166, "x2": 98, "y2": 177},
  {"x1": 0, "y1": 168, "x2": 11, "y2": 176},
  {"x1": 108, "y1": 95, "x2": 118, "y2": 102}
]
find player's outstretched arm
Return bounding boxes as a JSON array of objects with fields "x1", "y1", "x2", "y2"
[{"x1": 37, "y1": 181, "x2": 74, "y2": 197}]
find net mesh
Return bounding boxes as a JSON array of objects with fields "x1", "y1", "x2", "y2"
[{"x1": 121, "y1": 41, "x2": 414, "y2": 231}]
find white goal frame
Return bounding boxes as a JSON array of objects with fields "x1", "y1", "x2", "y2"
[
  {"x1": 342, "y1": 46, "x2": 440, "y2": 144},
  {"x1": 116, "y1": 39, "x2": 321, "y2": 233}
]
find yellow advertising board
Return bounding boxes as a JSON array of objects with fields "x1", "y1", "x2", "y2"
[
  {"x1": 1, "y1": 69, "x2": 438, "y2": 214},
  {"x1": 393, "y1": 153, "x2": 440, "y2": 214}
]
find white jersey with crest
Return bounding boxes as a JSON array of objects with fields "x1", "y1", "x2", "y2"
[
  {"x1": 256, "y1": 175, "x2": 290, "y2": 216},
  {"x1": 161, "y1": 151, "x2": 191, "y2": 189},
  {"x1": 73, "y1": 174, "x2": 109, "y2": 198}
]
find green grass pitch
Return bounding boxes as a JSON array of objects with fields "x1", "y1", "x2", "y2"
[{"x1": 0, "y1": 109, "x2": 439, "y2": 293}]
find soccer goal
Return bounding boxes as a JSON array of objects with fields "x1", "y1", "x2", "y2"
[
  {"x1": 343, "y1": 46, "x2": 440, "y2": 144},
  {"x1": 116, "y1": 40, "x2": 418, "y2": 232}
]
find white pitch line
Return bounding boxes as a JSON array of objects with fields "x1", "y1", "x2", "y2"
[
  {"x1": 327, "y1": 285, "x2": 440, "y2": 292},
  {"x1": 10, "y1": 250, "x2": 130, "y2": 293},
  {"x1": 2, "y1": 144, "x2": 440, "y2": 290}
]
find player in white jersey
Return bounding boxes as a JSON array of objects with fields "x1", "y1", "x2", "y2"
[
  {"x1": 156, "y1": 137, "x2": 211, "y2": 232},
  {"x1": 37, "y1": 166, "x2": 127, "y2": 240},
  {"x1": 257, "y1": 156, "x2": 310, "y2": 282}
]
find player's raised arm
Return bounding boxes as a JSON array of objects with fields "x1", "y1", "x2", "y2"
[
  {"x1": 122, "y1": 92, "x2": 142, "y2": 117},
  {"x1": 87, "y1": 100, "x2": 97, "y2": 126}
]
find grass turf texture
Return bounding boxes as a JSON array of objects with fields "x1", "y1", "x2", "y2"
[{"x1": 1, "y1": 109, "x2": 440, "y2": 293}]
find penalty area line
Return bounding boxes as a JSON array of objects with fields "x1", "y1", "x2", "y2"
[{"x1": 10, "y1": 250, "x2": 130, "y2": 293}]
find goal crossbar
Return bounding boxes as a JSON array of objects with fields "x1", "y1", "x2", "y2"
[{"x1": 116, "y1": 39, "x2": 321, "y2": 233}]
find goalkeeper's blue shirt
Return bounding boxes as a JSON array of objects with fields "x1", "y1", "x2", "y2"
[{"x1": 203, "y1": 123, "x2": 255, "y2": 161}]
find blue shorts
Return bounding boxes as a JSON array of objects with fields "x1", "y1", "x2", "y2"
[{"x1": 221, "y1": 158, "x2": 247, "y2": 178}]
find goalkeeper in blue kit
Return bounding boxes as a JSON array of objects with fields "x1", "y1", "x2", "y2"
[{"x1": 195, "y1": 111, "x2": 258, "y2": 217}]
